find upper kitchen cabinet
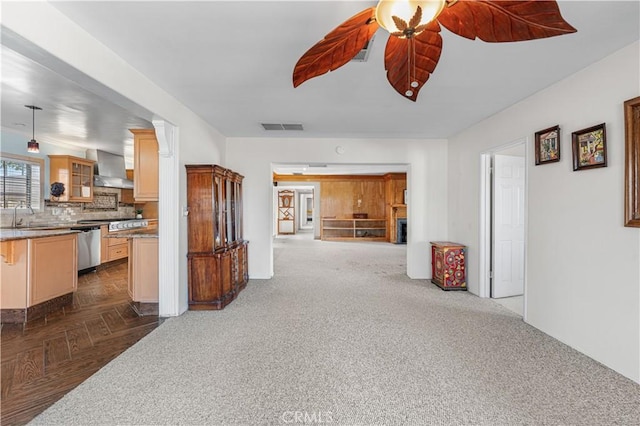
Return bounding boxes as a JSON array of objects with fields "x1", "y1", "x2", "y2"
[
  {"x1": 48, "y1": 155, "x2": 95, "y2": 202},
  {"x1": 131, "y1": 129, "x2": 158, "y2": 202},
  {"x1": 120, "y1": 169, "x2": 135, "y2": 204}
]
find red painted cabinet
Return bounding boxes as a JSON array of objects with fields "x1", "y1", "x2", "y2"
[{"x1": 430, "y1": 241, "x2": 466, "y2": 291}]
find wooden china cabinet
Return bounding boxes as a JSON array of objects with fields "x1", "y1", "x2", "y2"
[{"x1": 186, "y1": 165, "x2": 248, "y2": 310}]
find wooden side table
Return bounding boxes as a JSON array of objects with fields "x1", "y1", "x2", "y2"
[{"x1": 430, "y1": 241, "x2": 466, "y2": 291}]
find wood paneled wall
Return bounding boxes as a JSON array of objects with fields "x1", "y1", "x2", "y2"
[
  {"x1": 274, "y1": 173, "x2": 408, "y2": 241},
  {"x1": 385, "y1": 173, "x2": 407, "y2": 206},
  {"x1": 385, "y1": 173, "x2": 407, "y2": 243},
  {"x1": 321, "y1": 179, "x2": 386, "y2": 219}
]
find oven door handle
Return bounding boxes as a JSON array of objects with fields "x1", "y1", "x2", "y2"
[{"x1": 71, "y1": 226, "x2": 101, "y2": 232}]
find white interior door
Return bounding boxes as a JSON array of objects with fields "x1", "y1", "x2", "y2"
[{"x1": 492, "y1": 154, "x2": 525, "y2": 298}]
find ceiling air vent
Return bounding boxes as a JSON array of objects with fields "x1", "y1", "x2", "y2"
[
  {"x1": 351, "y1": 37, "x2": 374, "y2": 62},
  {"x1": 261, "y1": 123, "x2": 304, "y2": 131},
  {"x1": 283, "y1": 124, "x2": 304, "y2": 131}
]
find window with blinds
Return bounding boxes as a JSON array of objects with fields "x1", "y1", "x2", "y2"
[{"x1": 0, "y1": 154, "x2": 44, "y2": 211}]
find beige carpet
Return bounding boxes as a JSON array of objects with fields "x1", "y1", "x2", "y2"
[{"x1": 31, "y1": 238, "x2": 640, "y2": 425}]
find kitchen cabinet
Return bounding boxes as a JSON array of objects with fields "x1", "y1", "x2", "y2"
[
  {"x1": 1, "y1": 233, "x2": 77, "y2": 322},
  {"x1": 430, "y1": 241, "x2": 466, "y2": 291},
  {"x1": 29, "y1": 234, "x2": 78, "y2": 304},
  {"x1": 120, "y1": 169, "x2": 135, "y2": 204},
  {"x1": 107, "y1": 237, "x2": 128, "y2": 261},
  {"x1": 186, "y1": 164, "x2": 248, "y2": 310},
  {"x1": 48, "y1": 155, "x2": 95, "y2": 202},
  {"x1": 100, "y1": 225, "x2": 109, "y2": 264},
  {"x1": 100, "y1": 225, "x2": 128, "y2": 263},
  {"x1": 131, "y1": 129, "x2": 158, "y2": 202},
  {"x1": 128, "y1": 237, "x2": 158, "y2": 303}
]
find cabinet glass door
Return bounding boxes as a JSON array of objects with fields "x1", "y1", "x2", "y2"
[
  {"x1": 71, "y1": 162, "x2": 92, "y2": 198},
  {"x1": 213, "y1": 174, "x2": 222, "y2": 249},
  {"x1": 225, "y1": 179, "x2": 236, "y2": 243},
  {"x1": 71, "y1": 162, "x2": 81, "y2": 198},
  {"x1": 234, "y1": 181, "x2": 243, "y2": 240}
]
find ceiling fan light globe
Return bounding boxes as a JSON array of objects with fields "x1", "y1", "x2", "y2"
[{"x1": 375, "y1": 0, "x2": 445, "y2": 35}]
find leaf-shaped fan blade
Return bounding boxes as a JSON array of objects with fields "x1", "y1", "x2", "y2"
[
  {"x1": 293, "y1": 7, "x2": 379, "y2": 87},
  {"x1": 437, "y1": 0, "x2": 576, "y2": 42},
  {"x1": 384, "y1": 21, "x2": 443, "y2": 102}
]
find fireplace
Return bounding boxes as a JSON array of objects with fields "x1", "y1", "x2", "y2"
[{"x1": 396, "y1": 218, "x2": 407, "y2": 244}]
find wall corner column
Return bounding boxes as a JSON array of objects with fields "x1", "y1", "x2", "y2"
[{"x1": 153, "y1": 119, "x2": 183, "y2": 317}]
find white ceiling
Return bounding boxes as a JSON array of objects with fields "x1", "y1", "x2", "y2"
[{"x1": 2, "y1": 1, "x2": 639, "y2": 170}]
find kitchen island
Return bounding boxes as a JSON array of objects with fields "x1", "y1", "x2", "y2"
[
  {"x1": 105, "y1": 229, "x2": 158, "y2": 313},
  {"x1": 1, "y1": 229, "x2": 79, "y2": 323}
]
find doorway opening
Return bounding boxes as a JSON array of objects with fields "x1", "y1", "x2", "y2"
[
  {"x1": 273, "y1": 184, "x2": 317, "y2": 239},
  {"x1": 480, "y1": 139, "x2": 527, "y2": 318},
  {"x1": 270, "y1": 162, "x2": 411, "y2": 277},
  {"x1": 299, "y1": 191, "x2": 314, "y2": 230}
]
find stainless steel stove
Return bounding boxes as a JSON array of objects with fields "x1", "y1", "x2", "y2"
[
  {"x1": 76, "y1": 218, "x2": 149, "y2": 232},
  {"x1": 108, "y1": 219, "x2": 149, "y2": 232}
]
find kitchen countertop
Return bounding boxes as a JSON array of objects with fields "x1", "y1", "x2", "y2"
[
  {"x1": 103, "y1": 229, "x2": 159, "y2": 238},
  {"x1": 1, "y1": 218, "x2": 159, "y2": 241},
  {"x1": 0, "y1": 229, "x2": 80, "y2": 242},
  {"x1": 1, "y1": 222, "x2": 108, "y2": 231}
]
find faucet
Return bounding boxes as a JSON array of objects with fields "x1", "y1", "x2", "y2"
[{"x1": 12, "y1": 201, "x2": 35, "y2": 228}]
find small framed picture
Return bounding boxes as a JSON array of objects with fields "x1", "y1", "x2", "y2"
[
  {"x1": 572, "y1": 123, "x2": 607, "y2": 171},
  {"x1": 534, "y1": 125, "x2": 561, "y2": 165}
]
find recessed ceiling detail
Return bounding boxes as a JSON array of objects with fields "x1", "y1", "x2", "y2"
[{"x1": 261, "y1": 123, "x2": 304, "y2": 131}]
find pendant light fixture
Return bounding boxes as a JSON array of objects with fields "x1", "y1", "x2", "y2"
[{"x1": 25, "y1": 104, "x2": 42, "y2": 153}]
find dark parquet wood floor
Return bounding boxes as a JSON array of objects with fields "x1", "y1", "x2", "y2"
[{"x1": 1, "y1": 259, "x2": 163, "y2": 425}]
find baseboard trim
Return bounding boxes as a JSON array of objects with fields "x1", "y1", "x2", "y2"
[{"x1": 1, "y1": 292, "x2": 74, "y2": 324}]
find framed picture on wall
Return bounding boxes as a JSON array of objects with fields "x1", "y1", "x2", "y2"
[
  {"x1": 534, "y1": 125, "x2": 561, "y2": 165},
  {"x1": 572, "y1": 123, "x2": 607, "y2": 171}
]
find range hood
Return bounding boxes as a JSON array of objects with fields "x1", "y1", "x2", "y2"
[{"x1": 86, "y1": 149, "x2": 134, "y2": 189}]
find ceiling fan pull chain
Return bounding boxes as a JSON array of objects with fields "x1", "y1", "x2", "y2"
[
  {"x1": 411, "y1": 37, "x2": 419, "y2": 90},
  {"x1": 405, "y1": 37, "x2": 414, "y2": 97}
]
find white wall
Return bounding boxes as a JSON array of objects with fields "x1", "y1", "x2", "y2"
[
  {"x1": 2, "y1": 1, "x2": 227, "y2": 315},
  {"x1": 448, "y1": 42, "x2": 640, "y2": 383},
  {"x1": 226, "y1": 137, "x2": 448, "y2": 279}
]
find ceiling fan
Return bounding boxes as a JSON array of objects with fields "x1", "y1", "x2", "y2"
[{"x1": 293, "y1": 0, "x2": 577, "y2": 101}]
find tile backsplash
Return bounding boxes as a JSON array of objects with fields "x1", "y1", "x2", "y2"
[{"x1": 2, "y1": 188, "x2": 135, "y2": 227}]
